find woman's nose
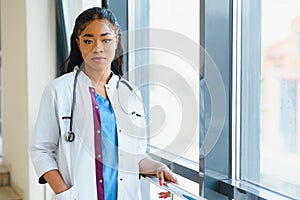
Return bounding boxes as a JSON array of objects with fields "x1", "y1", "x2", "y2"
[{"x1": 93, "y1": 41, "x2": 104, "y2": 53}]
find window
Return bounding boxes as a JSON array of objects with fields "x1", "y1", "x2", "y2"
[
  {"x1": 240, "y1": 0, "x2": 300, "y2": 198},
  {"x1": 130, "y1": 0, "x2": 200, "y2": 167},
  {"x1": 128, "y1": 0, "x2": 201, "y2": 198}
]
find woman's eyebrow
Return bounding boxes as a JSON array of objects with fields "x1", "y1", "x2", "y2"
[
  {"x1": 82, "y1": 33, "x2": 94, "y2": 37},
  {"x1": 100, "y1": 32, "x2": 112, "y2": 36},
  {"x1": 82, "y1": 32, "x2": 112, "y2": 37}
]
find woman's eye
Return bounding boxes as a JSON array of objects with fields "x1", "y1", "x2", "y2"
[
  {"x1": 103, "y1": 39, "x2": 112, "y2": 43},
  {"x1": 83, "y1": 40, "x2": 93, "y2": 44}
]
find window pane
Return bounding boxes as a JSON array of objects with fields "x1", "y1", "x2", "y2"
[
  {"x1": 261, "y1": 0, "x2": 300, "y2": 198},
  {"x1": 147, "y1": 0, "x2": 200, "y2": 165},
  {"x1": 241, "y1": 0, "x2": 300, "y2": 198}
]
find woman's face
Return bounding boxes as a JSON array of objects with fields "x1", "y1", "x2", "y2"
[{"x1": 76, "y1": 19, "x2": 118, "y2": 72}]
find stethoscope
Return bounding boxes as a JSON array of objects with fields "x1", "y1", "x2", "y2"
[{"x1": 65, "y1": 69, "x2": 147, "y2": 142}]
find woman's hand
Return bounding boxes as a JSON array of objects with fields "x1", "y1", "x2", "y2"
[
  {"x1": 43, "y1": 169, "x2": 69, "y2": 195},
  {"x1": 156, "y1": 166, "x2": 178, "y2": 186},
  {"x1": 158, "y1": 191, "x2": 171, "y2": 199},
  {"x1": 139, "y1": 157, "x2": 179, "y2": 198},
  {"x1": 156, "y1": 166, "x2": 178, "y2": 199}
]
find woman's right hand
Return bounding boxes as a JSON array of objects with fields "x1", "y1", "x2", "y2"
[{"x1": 43, "y1": 169, "x2": 68, "y2": 195}]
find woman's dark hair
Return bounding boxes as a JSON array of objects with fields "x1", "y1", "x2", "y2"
[{"x1": 61, "y1": 7, "x2": 124, "y2": 76}]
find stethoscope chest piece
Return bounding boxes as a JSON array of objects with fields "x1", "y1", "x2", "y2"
[{"x1": 65, "y1": 131, "x2": 75, "y2": 142}]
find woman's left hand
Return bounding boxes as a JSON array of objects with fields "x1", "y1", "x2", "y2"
[
  {"x1": 156, "y1": 166, "x2": 178, "y2": 186},
  {"x1": 158, "y1": 191, "x2": 171, "y2": 199},
  {"x1": 156, "y1": 167, "x2": 178, "y2": 199},
  {"x1": 138, "y1": 157, "x2": 178, "y2": 198}
]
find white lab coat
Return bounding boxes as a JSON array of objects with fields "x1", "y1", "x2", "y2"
[{"x1": 29, "y1": 69, "x2": 148, "y2": 200}]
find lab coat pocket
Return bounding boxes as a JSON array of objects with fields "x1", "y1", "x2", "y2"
[{"x1": 55, "y1": 186, "x2": 77, "y2": 200}]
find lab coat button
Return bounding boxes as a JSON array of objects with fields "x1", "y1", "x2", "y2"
[
  {"x1": 95, "y1": 106, "x2": 99, "y2": 109},
  {"x1": 99, "y1": 179, "x2": 103, "y2": 183},
  {"x1": 120, "y1": 178, "x2": 123, "y2": 181},
  {"x1": 97, "y1": 155, "x2": 101, "y2": 158},
  {"x1": 97, "y1": 130, "x2": 101, "y2": 133}
]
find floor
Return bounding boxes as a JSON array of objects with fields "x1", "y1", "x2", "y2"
[
  {"x1": 0, "y1": 136, "x2": 22, "y2": 200},
  {"x1": 0, "y1": 187, "x2": 22, "y2": 200}
]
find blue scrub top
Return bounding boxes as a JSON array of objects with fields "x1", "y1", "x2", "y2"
[{"x1": 96, "y1": 94, "x2": 118, "y2": 200}]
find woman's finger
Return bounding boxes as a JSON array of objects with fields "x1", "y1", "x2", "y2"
[
  {"x1": 157, "y1": 170, "x2": 165, "y2": 186},
  {"x1": 158, "y1": 191, "x2": 171, "y2": 198},
  {"x1": 163, "y1": 168, "x2": 178, "y2": 185}
]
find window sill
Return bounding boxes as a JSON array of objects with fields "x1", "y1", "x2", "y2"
[
  {"x1": 219, "y1": 179, "x2": 297, "y2": 200},
  {"x1": 148, "y1": 145, "x2": 200, "y2": 183}
]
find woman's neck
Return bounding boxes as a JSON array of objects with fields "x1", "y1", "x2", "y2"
[{"x1": 82, "y1": 66, "x2": 112, "y2": 87}]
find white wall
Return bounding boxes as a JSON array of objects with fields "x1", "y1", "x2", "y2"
[
  {"x1": 26, "y1": 1, "x2": 56, "y2": 199},
  {"x1": 1, "y1": 0, "x2": 56, "y2": 199},
  {"x1": 1, "y1": 0, "x2": 29, "y2": 198}
]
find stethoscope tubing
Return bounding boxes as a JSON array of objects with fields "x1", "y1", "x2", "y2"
[
  {"x1": 70, "y1": 69, "x2": 80, "y2": 133},
  {"x1": 65, "y1": 70, "x2": 146, "y2": 142}
]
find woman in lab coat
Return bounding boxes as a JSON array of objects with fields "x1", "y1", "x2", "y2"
[{"x1": 29, "y1": 7, "x2": 177, "y2": 200}]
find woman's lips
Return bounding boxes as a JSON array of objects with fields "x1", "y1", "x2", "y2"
[{"x1": 92, "y1": 57, "x2": 106, "y2": 63}]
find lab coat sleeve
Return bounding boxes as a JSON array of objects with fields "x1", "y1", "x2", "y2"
[{"x1": 29, "y1": 84, "x2": 60, "y2": 184}]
